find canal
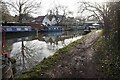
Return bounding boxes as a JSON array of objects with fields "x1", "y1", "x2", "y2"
[{"x1": 3, "y1": 30, "x2": 85, "y2": 75}]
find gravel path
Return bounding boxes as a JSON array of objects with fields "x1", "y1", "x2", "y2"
[{"x1": 41, "y1": 30, "x2": 103, "y2": 78}]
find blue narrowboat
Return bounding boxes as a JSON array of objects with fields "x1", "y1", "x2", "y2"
[
  {"x1": 2, "y1": 23, "x2": 33, "y2": 32},
  {"x1": 41, "y1": 26, "x2": 64, "y2": 32},
  {"x1": 2, "y1": 26, "x2": 32, "y2": 32}
]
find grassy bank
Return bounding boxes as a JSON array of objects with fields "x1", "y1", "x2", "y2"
[
  {"x1": 94, "y1": 30, "x2": 120, "y2": 78},
  {"x1": 17, "y1": 31, "x2": 92, "y2": 78}
]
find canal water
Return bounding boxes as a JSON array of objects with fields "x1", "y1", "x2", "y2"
[{"x1": 4, "y1": 30, "x2": 85, "y2": 74}]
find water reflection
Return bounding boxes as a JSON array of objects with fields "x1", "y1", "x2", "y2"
[{"x1": 4, "y1": 30, "x2": 84, "y2": 74}]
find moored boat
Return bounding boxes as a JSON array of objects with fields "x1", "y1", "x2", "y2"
[
  {"x1": 2, "y1": 23, "x2": 33, "y2": 32},
  {"x1": 41, "y1": 26, "x2": 64, "y2": 32}
]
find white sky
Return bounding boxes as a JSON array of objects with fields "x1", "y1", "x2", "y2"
[
  {"x1": 35, "y1": 0, "x2": 105, "y2": 17},
  {"x1": 5, "y1": 0, "x2": 107, "y2": 17},
  {"x1": 40, "y1": 0, "x2": 79, "y2": 17}
]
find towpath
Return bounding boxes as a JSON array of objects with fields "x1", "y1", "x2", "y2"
[{"x1": 41, "y1": 30, "x2": 104, "y2": 78}]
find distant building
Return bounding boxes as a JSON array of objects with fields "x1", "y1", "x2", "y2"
[
  {"x1": 33, "y1": 15, "x2": 56, "y2": 26},
  {"x1": 84, "y1": 21, "x2": 99, "y2": 24},
  {"x1": 61, "y1": 17, "x2": 76, "y2": 26}
]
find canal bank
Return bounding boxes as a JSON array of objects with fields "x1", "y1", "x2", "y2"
[{"x1": 17, "y1": 30, "x2": 102, "y2": 78}]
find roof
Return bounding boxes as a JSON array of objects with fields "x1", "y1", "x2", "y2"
[
  {"x1": 35, "y1": 16, "x2": 45, "y2": 23},
  {"x1": 25, "y1": 23, "x2": 44, "y2": 28},
  {"x1": 47, "y1": 15, "x2": 54, "y2": 21},
  {"x1": 47, "y1": 15, "x2": 65, "y2": 21}
]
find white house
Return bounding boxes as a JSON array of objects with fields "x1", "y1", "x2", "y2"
[
  {"x1": 42, "y1": 16, "x2": 52, "y2": 26},
  {"x1": 51, "y1": 16, "x2": 57, "y2": 25},
  {"x1": 34, "y1": 15, "x2": 57, "y2": 26}
]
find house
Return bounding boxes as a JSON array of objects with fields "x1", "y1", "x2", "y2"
[
  {"x1": 33, "y1": 16, "x2": 46, "y2": 24},
  {"x1": 33, "y1": 15, "x2": 57, "y2": 26},
  {"x1": 50, "y1": 16, "x2": 57, "y2": 25},
  {"x1": 61, "y1": 17, "x2": 75, "y2": 26}
]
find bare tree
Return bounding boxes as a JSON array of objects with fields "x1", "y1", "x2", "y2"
[
  {"x1": 77, "y1": 0, "x2": 120, "y2": 38},
  {"x1": 0, "y1": 0, "x2": 12, "y2": 22},
  {"x1": 78, "y1": 1, "x2": 104, "y2": 23},
  {"x1": 5, "y1": 0, "x2": 42, "y2": 23},
  {"x1": 77, "y1": 1, "x2": 113, "y2": 36},
  {"x1": 47, "y1": 5, "x2": 73, "y2": 25},
  {"x1": 0, "y1": 1, "x2": 3, "y2": 23}
]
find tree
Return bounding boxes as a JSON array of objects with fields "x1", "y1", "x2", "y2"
[
  {"x1": 0, "y1": 0, "x2": 13, "y2": 22},
  {"x1": 96, "y1": 1, "x2": 120, "y2": 78},
  {"x1": 5, "y1": 0, "x2": 42, "y2": 23},
  {"x1": 77, "y1": 1, "x2": 111, "y2": 34},
  {"x1": 0, "y1": 1, "x2": 2, "y2": 23},
  {"x1": 80, "y1": 1, "x2": 120, "y2": 78},
  {"x1": 47, "y1": 5, "x2": 73, "y2": 25}
]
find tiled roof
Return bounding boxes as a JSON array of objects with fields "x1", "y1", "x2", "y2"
[{"x1": 35, "y1": 16, "x2": 45, "y2": 22}]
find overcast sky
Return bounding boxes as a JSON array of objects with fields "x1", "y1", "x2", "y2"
[
  {"x1": 5, "y1": 0, "x2": 107, "y2": 17},
  {"x1": 34, "y1": 0, "x2": 105, "y2": 17},
  {"x1": 40, "y1": 0, "x2": 79, "y2": 17}
]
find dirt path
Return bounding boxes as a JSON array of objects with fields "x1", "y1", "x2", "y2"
[{"x1": 41, "y1": 30, "x2": 103, "y2": 78}]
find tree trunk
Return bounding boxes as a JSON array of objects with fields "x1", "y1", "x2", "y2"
[
  {"x1": 19, "y1": 14, "x2": 22, "y2": 23},
  {"x1": 103, "y1": 16, "x2": 110, "y2": 38}
]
